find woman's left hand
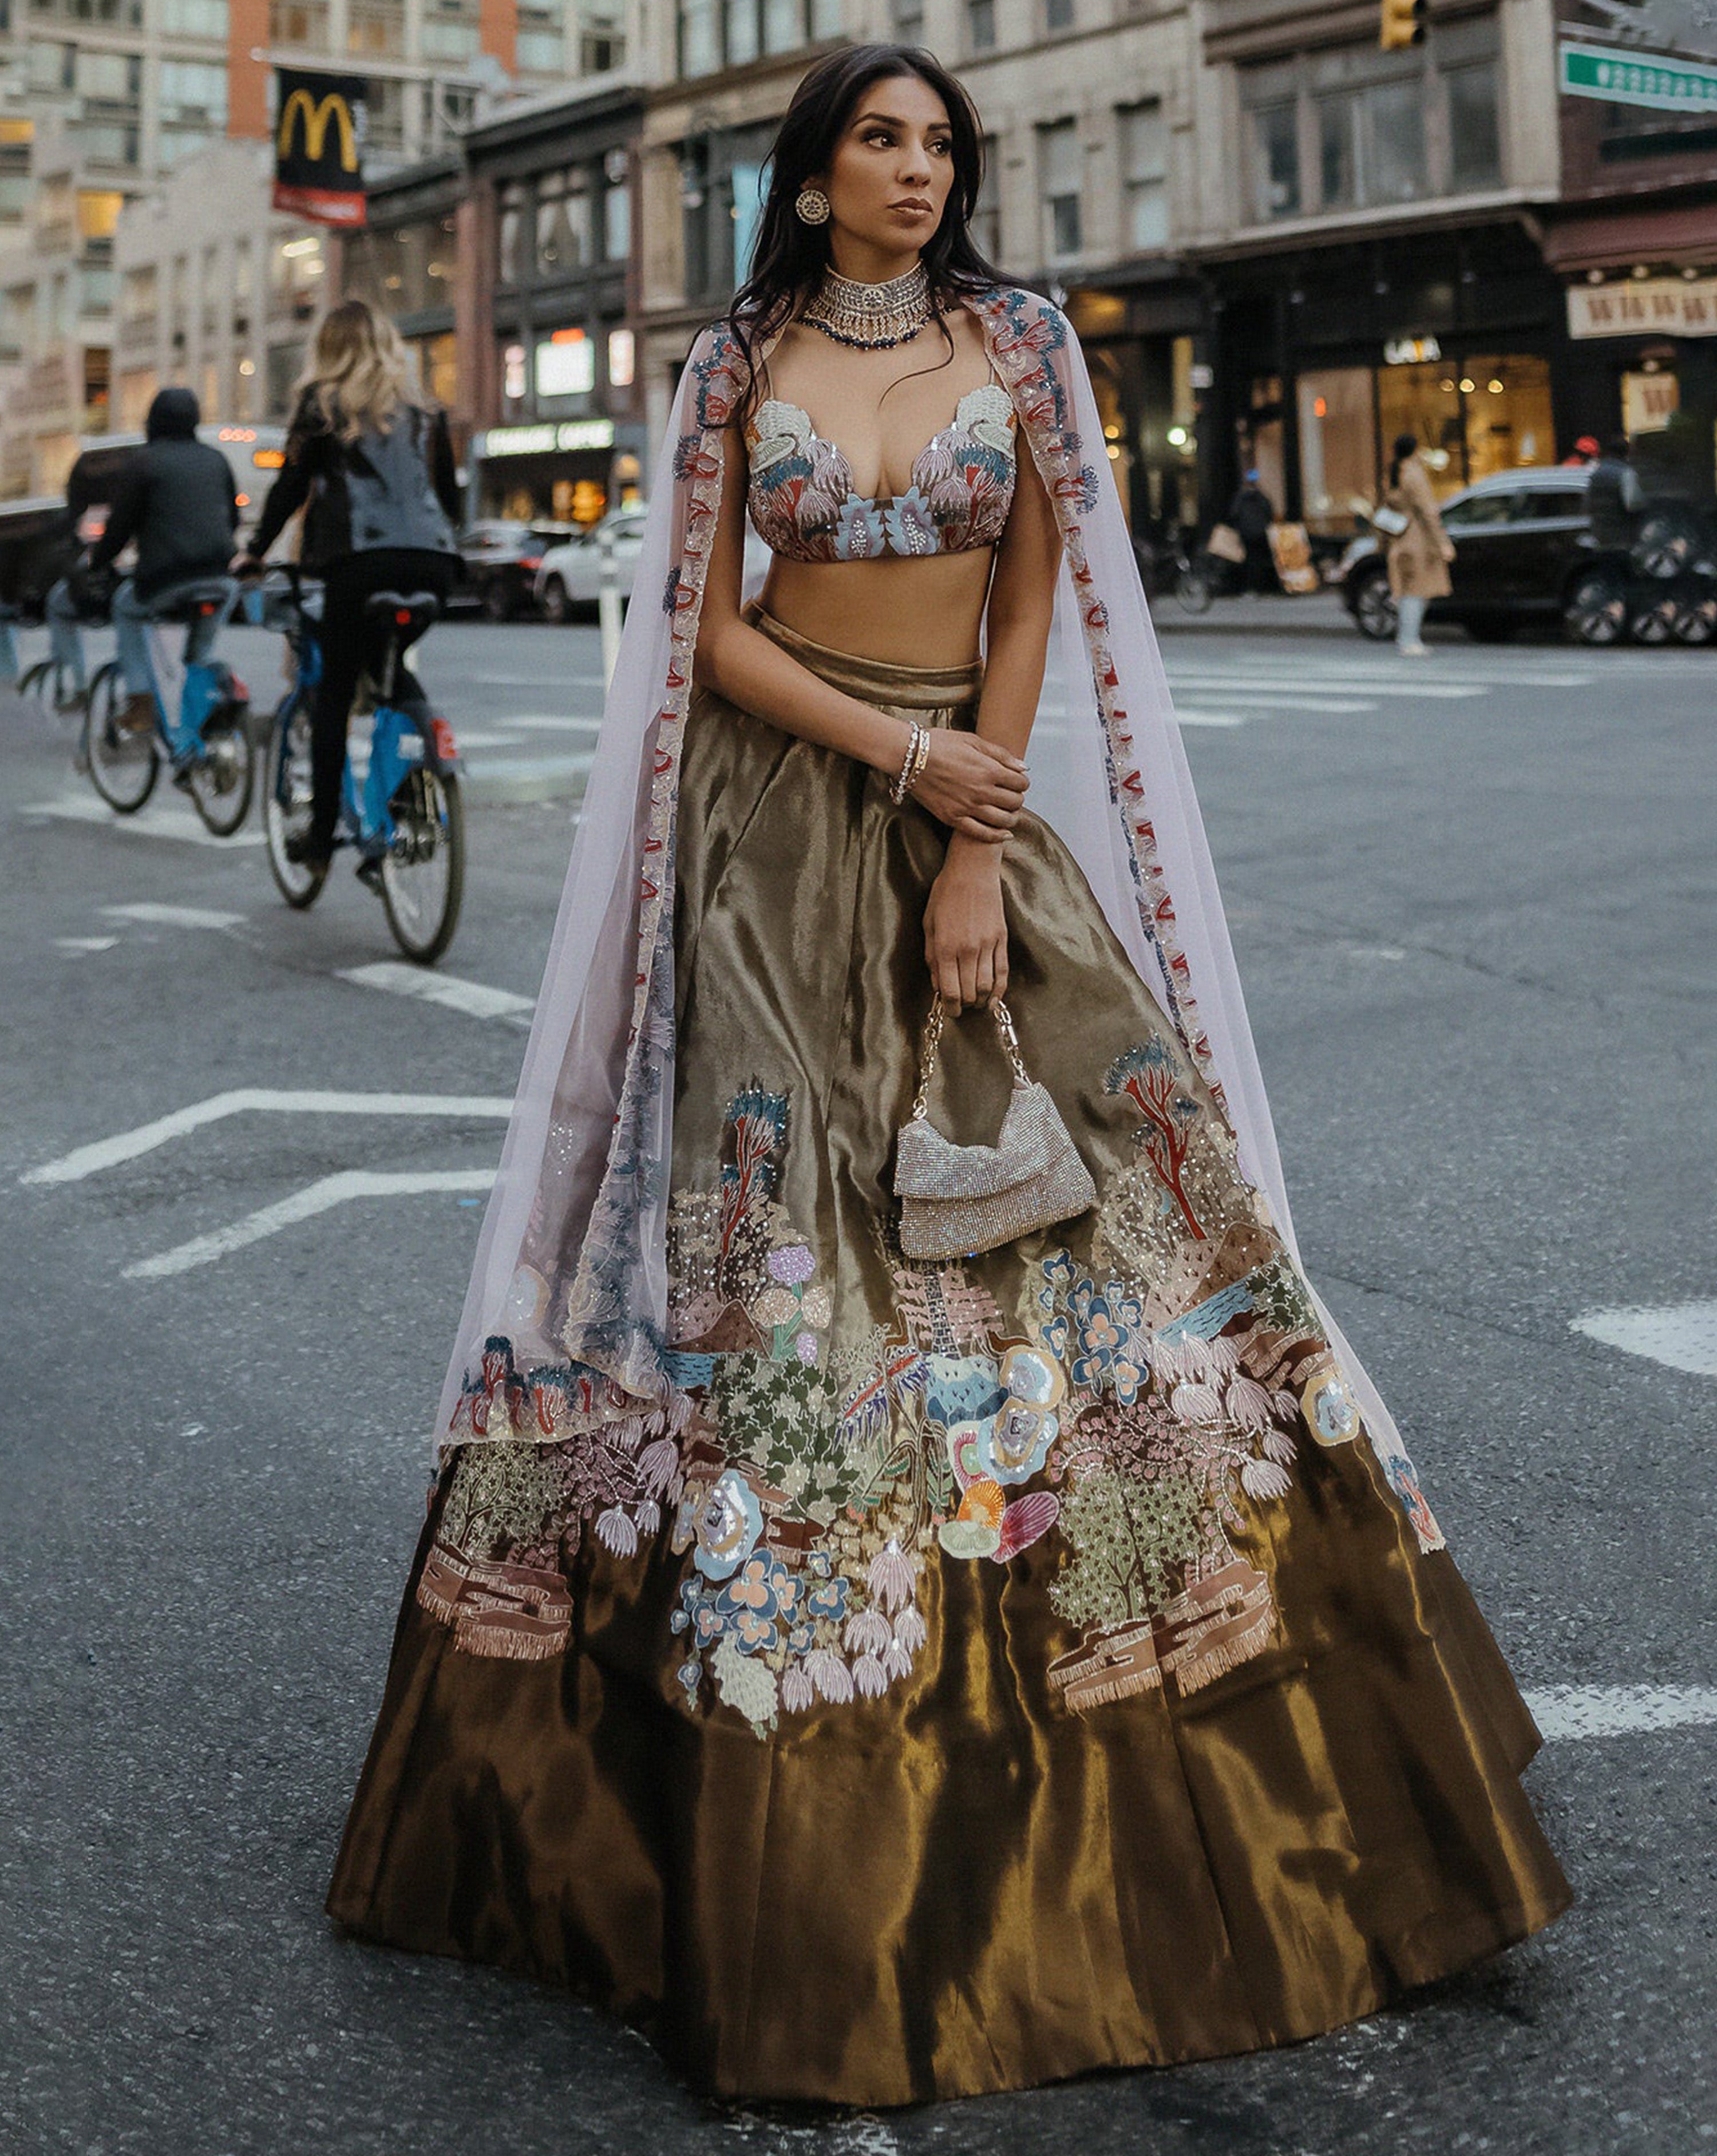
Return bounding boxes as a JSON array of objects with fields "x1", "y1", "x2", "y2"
[{"x1": 924, "y1": 842, "x2": 1008, "y2": 1010}]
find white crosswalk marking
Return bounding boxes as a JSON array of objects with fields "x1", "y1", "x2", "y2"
[
  {"x1": 1527, "y1": 1685, "x2": 1717, "y2": 1740},
  {"x1": 103, "y1": 902, "x2": 247, "y2": 930},
  {"x1": 22, "y1": 1089, "x2": 514, "y2": 1187},
  {"x1": 337, "y1": 961, "x2": 535, "y2": 1021},
  {"x1": 20, "y1": 792, "x2": 265, "y2": 847},
  {"x1": 124, "y1": 1167, "x2": 498, "y2": 1280},
  {"x1": 1572, "y1": 1300, "x2": 1717, "y2": 1376}
]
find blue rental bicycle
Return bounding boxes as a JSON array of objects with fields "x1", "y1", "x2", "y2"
[
  {"x1": 254, "y1": 565, "x2": 465, "y2": 964},
  {"x1": 81, "y1": 576, "x2": 256, "y2": 836}
]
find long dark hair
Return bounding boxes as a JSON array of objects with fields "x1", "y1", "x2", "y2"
[
  {"x1": 1388, "y1": 432, "x2": 1419, "y2": 489},
  {"x1": 727, "y1": 45, "x2": 1006, "y2": 421}
]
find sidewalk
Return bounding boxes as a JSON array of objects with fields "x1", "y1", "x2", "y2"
[{"x1": 1152, "y1": 587, "x2": 1360, "y2": 637}]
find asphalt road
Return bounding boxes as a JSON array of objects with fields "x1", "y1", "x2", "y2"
[{"x1": 3, "y1": 606, "x2": 1713, "y2": 2156}]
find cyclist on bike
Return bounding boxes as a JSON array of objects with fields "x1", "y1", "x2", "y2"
[
  {"x1": 232, "y1": 298, "x2": 461, "y2": 872},
  {"x1": 88, "y1": 387, "x2": 239, "y2": 736}
]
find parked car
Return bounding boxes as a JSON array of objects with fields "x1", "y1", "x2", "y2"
[
  {"x1": 1334, "y1": 468, "x2": 1717, "y2": 647},
  {"x1": 533, "y1": 507, "x2": 652, "y2": 623},
  {"x1": 453, "y1": 520, "x2": 574, "y2": 621}
]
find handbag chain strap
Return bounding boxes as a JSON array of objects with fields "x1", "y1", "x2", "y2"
[{"x1": 909, "y1": 992, "x2": 1030, "y2": 1122}]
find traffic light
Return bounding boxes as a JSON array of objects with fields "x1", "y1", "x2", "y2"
[{"x1": 1379, "y1": 0, "x2": 1426, "y2": 48}]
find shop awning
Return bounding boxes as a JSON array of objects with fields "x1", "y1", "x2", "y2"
[{"x1": 1543, "y1": 202, "x2": 1716, "y2": 273}]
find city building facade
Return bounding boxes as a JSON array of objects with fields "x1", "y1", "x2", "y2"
[
  {"x1": 0, "y1": 0, "x2": 630, "y2": 496},
  {"x1": 110, "y1": 135, "x2": 328, "y2": 440}
]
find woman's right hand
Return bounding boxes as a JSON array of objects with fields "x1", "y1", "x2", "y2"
[{"x1": 908, "y1": 728, "x2": 1030, "y2": 843}]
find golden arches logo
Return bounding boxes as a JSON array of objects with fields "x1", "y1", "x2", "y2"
[{"x1": 278, "y1": 88, "x2": 358, "y2": 172}]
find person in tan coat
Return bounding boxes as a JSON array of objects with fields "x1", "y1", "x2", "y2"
[{"x1": 1383, "y1": 432, "x2": 1454, "y2": 655}]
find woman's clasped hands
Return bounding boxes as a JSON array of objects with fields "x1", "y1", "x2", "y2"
[{"x1": 909, "y1": 726, "x2": 1029, "y2": 845}]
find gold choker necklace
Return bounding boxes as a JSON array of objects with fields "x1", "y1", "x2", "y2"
[{"x1": 801, "y1": 263, "x2": 935, "y2": 350}]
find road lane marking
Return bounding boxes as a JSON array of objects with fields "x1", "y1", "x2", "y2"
[
  {"x1": 1170, "y1": 677, "x2": 1482, "y2": 702},
  {"x1": 476, "y1": 673, "x2": 606, "y2": 689},
  {"x1": 505, "y1": 715, "x2": 603, "y2": 733},
  {"x1": 1164, "y1": 689, "x2": 1380, "y2": 712},
  {"x1": 1572, "y1": 1300, "x2": 1717, "y2": 1377},
  {"x1": 56, "y1": 935, "x2": 120, "y2": 953},
  {"x1": 337, "y1": 961, "x2": 535, "y2": 1021},
  {"x1": 1526, "y1": 1685, "x2": 1717, "y2": 1740},
  {"x1": 124, "y1": 1168, "x2": 497, "y2": 1279},
  {"x1": 103, "y1": 902, "x2": 248, "y2": 930},
  {"x1": 18, "y1": 792, "x2": 266, "y2": 847},
  {"x1": 22, "y1": 1088, "x2": 514, "y2": 1187},
  {"x1": 1172, "y1": 709, "x2": 1250, "y2": 730}
]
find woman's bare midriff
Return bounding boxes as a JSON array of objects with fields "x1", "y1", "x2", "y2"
[{"x1": 757, "y1": 547, "x2": 995, "y2": 669}]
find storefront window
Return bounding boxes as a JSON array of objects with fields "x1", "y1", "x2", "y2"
[
  {"x1": 1297, "y1": 366, "x2": 1377, "y2": 530},
  {"x1": 1377, "y1": 361, "x2": 1463, "y2": 488},
  {"x1": 1462, "y1": 355, "x2": 1552, "y2": 480}
]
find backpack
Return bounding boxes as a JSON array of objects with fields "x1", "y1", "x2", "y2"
[{"x1": 345, "y1": 406, "x2": 454, "y2": 555}]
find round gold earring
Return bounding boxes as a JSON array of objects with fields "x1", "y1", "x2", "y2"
[{"x1": 794, "y1": 187, "x2": 831, "y2": 226}]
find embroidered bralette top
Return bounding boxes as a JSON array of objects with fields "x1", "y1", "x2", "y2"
[{"x1": 745, "y1": 378, "x2": 1018, "y2": 564}]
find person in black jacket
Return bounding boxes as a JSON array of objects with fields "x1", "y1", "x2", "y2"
[
  {"x1": 89, "y1": 387, "x2": 238, "y2": 733},
  {"x1": 1587, "y1": 435, "x2": 1643, "y2": 556},
  {"x1": 234, "y1": 298, "x2": 461, "y2": 870},
  {"x1": 1225, "y1": 469, "x2": 1277, "y2": 594}
]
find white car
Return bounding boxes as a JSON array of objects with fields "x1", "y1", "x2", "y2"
[
  {"x1": 534, "y1": 508, "x2": 651, "y2": 623},
  {"x1": 535, "y1": 505, "x2": 772, "y2": 624}
]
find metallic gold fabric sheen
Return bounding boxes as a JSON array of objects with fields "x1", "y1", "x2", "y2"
[{"x1": 327, "y1": 610, "x2": 1571, "y2": 2106}]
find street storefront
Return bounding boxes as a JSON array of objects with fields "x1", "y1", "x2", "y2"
[
  {"x1": 472, "y1": 415, "x2": 646, "y2": 522},
  {"x1": 462, "y1": 83, "x2": 646, "y2": 527},
  {"x1": 1064, "y1": 279, "x2": 1207, "y2": 545},
  {"x1": 1202, "y1": 222, "x2": 1572, "y2": 535},
  {"x1": 1542, "y1": 0, "x2": 1717, "y2": 503}
]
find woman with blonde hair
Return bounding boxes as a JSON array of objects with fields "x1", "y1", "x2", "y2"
[{"x1": 236, "y1": 297, "x2": 462, "y2": 871}]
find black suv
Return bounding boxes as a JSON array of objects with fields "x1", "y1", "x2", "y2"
[
  {"x1": 1336, "y1": 468, "x2": 1717, "y2": 647},
  {"x1": 452, "y1": 520, "x2": 575, "y2": 622}
]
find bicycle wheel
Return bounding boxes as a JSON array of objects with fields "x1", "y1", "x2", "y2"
[
  {"x1": 381, "y1": 766, "x2": 465, "y2": 964},
  {"x1": 1175, "y1": 559, "x2": 1214, "y2": 615},
  {"x1": 187, "y1": 704, "x2": 256, "y2": 836},
  {"x1": 84, "y1": 663, "x2": 160, "y2": 813},
  {"x1": 263, "y1": 694, "x2": 329, "y2": 908}
]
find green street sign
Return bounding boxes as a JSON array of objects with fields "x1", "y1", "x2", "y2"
[{"x1": 1559, "y1": 39, "x2": 1717, "y2": 110}]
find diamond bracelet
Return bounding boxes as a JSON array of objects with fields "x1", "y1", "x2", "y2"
[{"x1": 889, "y1": 721, "x2": 931, "y2": 805}]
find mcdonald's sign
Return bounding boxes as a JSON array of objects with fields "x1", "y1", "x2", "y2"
[{"x1": 272, "y1": 68, "x2": 369, "y2": 227}]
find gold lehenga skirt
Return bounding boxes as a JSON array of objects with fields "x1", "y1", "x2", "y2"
[{"x1": 326, "y1": 603, "x2": 1571, "y2": 2106}]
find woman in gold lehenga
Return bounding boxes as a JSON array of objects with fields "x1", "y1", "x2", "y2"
[{"x1": 326, "y1": 46, "x2": 1571, "y2": 2106}]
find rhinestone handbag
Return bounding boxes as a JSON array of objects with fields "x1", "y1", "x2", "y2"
[{"x1": 893, "y1": 994, "x2": 1097, "y2": 1261}]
